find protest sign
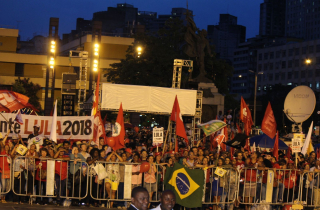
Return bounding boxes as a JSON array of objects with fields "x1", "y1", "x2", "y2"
[{"x1": 153, "y1": 127, "x2": 164, "y2": 145}]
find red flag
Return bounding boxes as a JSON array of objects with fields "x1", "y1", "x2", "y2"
[
  {"x1": 91, "y1": 68, "x2": 101, "y2": 116},
  {"x1": 261, "y1": 102, "x2": 277, "y2": 139},
  {"x1": 93, "y1": 110, "x2": 106, "y2": 145},
  {"x1": 221, "y1": 118, "x2": 228, "y2": 151},
  {"x1": 236, "y1": 123, "x2": 242, "y2": 133},
  {"x1": 210, "y1": 133, "x2": 217, "y2": 150},
  {"x1": 230, "y1": 147, "x2": 234, "y2": 160},
  {"x1": 317, "y1": 148, "x2": 320, "y2": 160},
  {"x1": 175, "y1": 138, "x2": 178, "y2": 153},
  {"x1": 273, "y1": 131, "x2": 279, "y2": 161},
  {"x1": 240, "y1": 97, "x2": 253, "y2": 136},
  {"x1": 286, "y1": 147, "x2": 292, "y2": 159},
  {"x1": 170, "y1": 95, "x2": 188, "y2": 144},
  {"x1": 112, "y1": 103, "x2": 125, "y2": 151},
  {"x1": 0, "y1": 91, "x2": 30, "y2": 113}
]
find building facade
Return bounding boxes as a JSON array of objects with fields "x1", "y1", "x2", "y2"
[{"x1": 257, "y1": 39, "x2": 320, "y2": 95}]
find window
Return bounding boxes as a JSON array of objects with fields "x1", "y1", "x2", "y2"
[
  {"x1": 281, "y1": 72, "x2": 285, "y2": 80},
  {"x1": 258, "y1": 53, "x2": 262, "y2": 60},
  {"x1": 288, "y1": 60, "x2": 293, "y2": 68},
  {"x1": 15, "y1": 63, "x2": 24, "y2": 76},
  {"x1": 309, "y1": 70, "x2": 313, "y2": 77},
  {"x1": 302, "y1": 47, "x2": 307, "y2": 54},
  {"x1": 276, "y1": 51, "x2": 281, "y2": 58},
  {"x1": 294, "y1": 71, "x2": 299, "y2": 78},
  {"x1": 275, "y1": 73, "x2": 279, "y2": 80},
  {"x1": 264, "y1": 63, "x2": 268, "y2": 71},
  {"x1": 282, "y1": 61, "x2": 286, "y2": 69},
  {"x1": 317, "y1": 82, "x2": 320, "y2": 89},
  {"x1": 270, "y1": 52, "x2": 274, "y2": 59},
  {"x1": 258, "y1": 64, "x2": 262, "y2": 71},
  {"x1": 269, "y1": 63, "x2": 274, "y2": 70},
  {"x1": 316, "y1": 57, "x2": 320, "y2": 64},
  {"x1": 309, "y1": 82, "x2": 313, "y2": 88},
  {"x1": 288, "y1": 72, "x2": 292, "y2": 79},
  {"x1": 295, "y1": 48, "x2": 300, "y2": 56},
  {"x1": 316, "y1": 44, "x2": 320, "y2": 52},
  {"x1": 309, "y1": 46, "x2": 314, "y2": 53},
  {"x1": 301, "y1": 71, "x2": 305, "y2": 78},
  {"x1": 316, "y1": 69, "x2": 320, "y2": 77},
  {"x1": 294, "y1": 59, "x2": 300, "y2": 67},
  {"x1": 264, "y1": 53, "x2": 268, "y2": 59},
  {"x1": 282, "y1": 50, "x2": 286, "y2": 57},
  {"x1": 289, "y1": 49, "x2": 294, "y2": 56},
  {"x1": 269, "y1": 74, "x2": 273, "y2": 81}
]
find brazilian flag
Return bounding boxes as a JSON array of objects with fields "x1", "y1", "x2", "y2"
[{"x1": 164, "y1": 163, "x2": 204, "y2": 208}]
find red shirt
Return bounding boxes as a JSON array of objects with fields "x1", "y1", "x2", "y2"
[
  {"x1": 55, "y1": 156, "x2": 69, "y2": 180},
  {"x1": 284, "y1": 170, "x2": 298, "y2": 189},
  {"x1": 245, "y1": 161, "x2": 257, "y2": 182},
  {"x1": 273, "y1": 163, "x2": 283, "y2": 180},
  {"x1": 36, "y1": 159, "x2": 47, "y2": 181},
  {"x1": 236, "y1": 161, "x2": 245, "y2": 171},
  {"x1": 0, "y1": 151, "x2": 10, "y2": 178}
]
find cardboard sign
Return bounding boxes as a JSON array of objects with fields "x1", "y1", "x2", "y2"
[
  {"x1": 214, "y1": 167, "x2": 227, "y2": 177},
  {"x1": 292, "y1": 138, "x2": 302, "y2": 153},
  {"x1": 16, "y1": 144, "x2": 28, "y2": 155},
  {"x1": 153, "y1": 127, "x2": 164, "y2": 145}
]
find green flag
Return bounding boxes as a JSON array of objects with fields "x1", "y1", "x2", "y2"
[
  {"x1": 164, "y1": 163, "x2": 204, "y2": 208},
  {"x1": 197, "y1": 120, "x2": 227, "y2": 136}
]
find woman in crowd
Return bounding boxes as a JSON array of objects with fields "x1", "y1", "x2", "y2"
[
  {"x1": 35, "y1": 148, "x2": 49, "y2": 205},
  {"x1": 105, "y1": 150, "x2": 123, "y2": 208},
  {"x1": 11, "y1": 143, "x2": 26, "y2": 204},
  {"x1": 144, "y1": 155, "x2": 157, "y2": 205},
  {"x1": 69, "y1": 146, "x2": 86, "y2": 206},
  {"x1": 25, "y1": 143, "x2": 38, "y2": 196}
]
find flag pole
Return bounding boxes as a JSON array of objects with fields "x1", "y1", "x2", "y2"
[
  {"x1": 162, "y1": 120, "x2": 171, "y2": 156},
  {"x1": 0, "y1": 112, "x2": 13, "y2": 130}
]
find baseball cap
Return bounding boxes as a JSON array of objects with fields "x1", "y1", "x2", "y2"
[
  {"x1": 125, "y1": 148, "x2": 133, "y2": 155},
  {"x1": 33, "y1": 123, "x2": 40, "y2": 128}
]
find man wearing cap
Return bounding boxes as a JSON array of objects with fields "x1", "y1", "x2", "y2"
[{"x1": 27, "y1": 123, "x2": 43, "y2": 151}]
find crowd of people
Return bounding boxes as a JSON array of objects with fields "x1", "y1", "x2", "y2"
[{"x1": 0, "y1": 120, "x2": 320, "y2": 210}]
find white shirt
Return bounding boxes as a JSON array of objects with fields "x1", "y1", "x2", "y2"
[{"x1": 151, "y1": 204, "x2": 173, "y2": 210}]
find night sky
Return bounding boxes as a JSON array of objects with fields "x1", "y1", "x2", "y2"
[{"x1": 1, "y1": 0, "x2": 262, "y2": 41}]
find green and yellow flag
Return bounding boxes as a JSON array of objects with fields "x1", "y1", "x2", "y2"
[{"x1": 164, "y1": 163, "x2": 204, "y2": 208}]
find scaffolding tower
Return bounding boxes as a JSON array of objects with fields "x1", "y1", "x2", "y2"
[
  {"x1": 171, "y1": 59, "x2": 202, "y2": 146},
  {"x1": 69, "y1": 50, "x2": 88, "y2": 115}
]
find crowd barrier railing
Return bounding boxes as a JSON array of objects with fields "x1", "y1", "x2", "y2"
[
  {"x1": 0, "y1": 154, "x2": 12, "y2": 195},
  {"x1": 89, "y1": 161, "x2": 164, "y2": 208},
  {"x1": 300, "y1": 171, "x2": 320, "y2": 208},
  {"x1": 198, "y1": 166, "x2": 238, "y2": 207},
  {"x1": 238, "y1": 168, "x2": 302, "y2": 206},
  {"x1": 12, "y1": 156, "x2": 89, "y2": 204}
]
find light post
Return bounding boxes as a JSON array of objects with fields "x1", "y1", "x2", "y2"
[
  {"x1": 137, "y1": 46, "x2": 142, "y2": 58},
  {"x1": 249, "y1": 70, "x2": 263, "y2": 126},
  {"x1": 93, "y1": 43, "x2": 99, "y2": 72}
]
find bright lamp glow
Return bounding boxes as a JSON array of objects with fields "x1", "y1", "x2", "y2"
[
  {"x1": 50, "y1": 65, "x2": 54, "y2": 69},
  {"x1": 94, "y1": 64, "x2": 98, "y2": 67},
  {"x1": 137, "y1": 47, "x2": 142, "y2": 52},
  {"x1": 94, "y1": 52, "x2": 98, "y2": 56},
  {"x1": 94, "y1": 60, "x2": 98, "y2": 63},
  {"x1": 306, "y1": 59, "x2": 311, "y2": 64},
  {"x1": 93, "y1": 67, "x2": 97, "y2": 71},
  {"x1": 94, "y1": 43, "x2": 99, "y2": 48},
  {"x1": 51, "y1": 41, "x2": 55, "y2": 45},
  {"x1": 49, "y1": 60, "x2": 54, "y2": 65},
  {"x1": 50, "y1": 49, "x2": 55, "y2": 53},
  {"x1": 50, "y1": 57, "x2": 54, "y2": 60}
]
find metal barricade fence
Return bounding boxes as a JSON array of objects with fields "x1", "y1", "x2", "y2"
[
  {"x1": 239, "y1": 168, "x2": 302, "y2": 206},
  {"x1": 300, "y1": 171, "x2": 320, "y2": 208},
  {"x1": 200, "y1": 167, "x2": 238, "y2": 208},
  {"x1": 12, "y1": 156, "x2": 89, "y2": 203},
  {"x1": 89, "y1": 161, "x2": 164, "y2": 207},
  {"x1": 0, "y1": 154, "x2": 12, "y2": 195}
]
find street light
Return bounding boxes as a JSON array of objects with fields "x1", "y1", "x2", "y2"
[
  {"x1": 248, "y1": 70, "x2": 263, "y2": 126},
  {"x1": 137, "y1": 46, "x2": 142, "y2": 58},
  {"x1": 305, "y1": 59, "x2": 311, "y2": 65},
  {"x1": 93, "y1": 43, "x2": 99, "y2": 72}
]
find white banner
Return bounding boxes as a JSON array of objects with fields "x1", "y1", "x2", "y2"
[
  {"x1": 101, "y1": 83, "x2": 197, "y2": 116},
  {"x1": 0, "y1": 113, "x2": 94, "y2": 139}
]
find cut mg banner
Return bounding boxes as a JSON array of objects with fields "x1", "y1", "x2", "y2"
[{"x1": 0, "y1": 113, "x2": 94, "y2": 139}]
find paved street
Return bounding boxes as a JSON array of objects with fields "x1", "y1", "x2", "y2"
[{"x1": 0, "y1": 203, "x2": 118, "y2": 210}]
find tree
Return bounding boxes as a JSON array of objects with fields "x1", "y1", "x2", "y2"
[{"x1": 12, "y1": 78, "x2": 42, "y2": 112}]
